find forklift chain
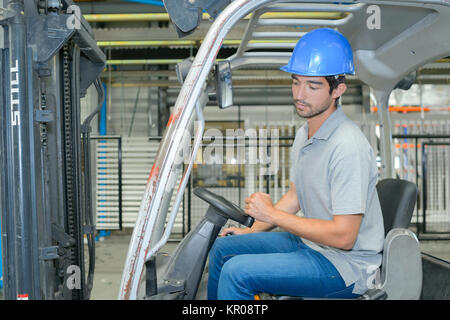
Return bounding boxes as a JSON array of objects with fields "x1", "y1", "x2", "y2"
[{"x1": 62, "y1": 42, "x2": 80, "y2": 299}]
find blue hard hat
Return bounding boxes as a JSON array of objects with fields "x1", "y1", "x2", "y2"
[{"x1": 280, "y1": 28, "x2": 355, "y2": 76}]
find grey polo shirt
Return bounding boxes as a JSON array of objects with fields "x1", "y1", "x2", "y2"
[{"x1": 290, "y1": 106, "x2": 385, "y2": 295}]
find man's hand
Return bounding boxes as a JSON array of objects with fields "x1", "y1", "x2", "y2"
[
  {"x1": 244, "y1": 192, "x2": 276, "y2": 224},
  {"x1": 218, "y1": 186, "x2": 298, "y2": 237},
  {"x1": 219, "y1": 192, "x2": 277, "y2": 236},
  {"x1": 219, "y1": 226, "x2": 252, "y2": 237}
]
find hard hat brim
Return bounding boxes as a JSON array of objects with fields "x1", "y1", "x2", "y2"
[{"x1": 280, "y1": 65, "x2": 355, "y2": 77}]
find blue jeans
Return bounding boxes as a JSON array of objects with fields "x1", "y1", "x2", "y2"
[{"x1": 207, "y1": 232, "x2": 358, "y2": 300}]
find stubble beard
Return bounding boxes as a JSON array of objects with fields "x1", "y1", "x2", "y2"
[{"x1": 293, "y1": 98, "x2": 333, "y2": 119}]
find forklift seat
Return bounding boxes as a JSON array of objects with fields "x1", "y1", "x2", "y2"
[
  {"x1": 365, "y1": 178, "x2": 422, "y2": 300},
  {"x1": 377, "y1": 178, "x2": 418, "y2": 237},
  {"x1": 273, "y1": 178, "x2": 422, "y2": 300}
]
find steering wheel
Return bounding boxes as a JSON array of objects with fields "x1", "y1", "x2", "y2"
[{"x1": 193, "y1": 187, "x2": 254, "y2": 227}]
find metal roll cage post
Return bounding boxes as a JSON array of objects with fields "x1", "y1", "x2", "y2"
[
  {"x1": 119, "y1": 0, "x2": 278, "y2": 300},
  {"x1": 118, "y1": 0, "x2": 450, "y2": 299}
]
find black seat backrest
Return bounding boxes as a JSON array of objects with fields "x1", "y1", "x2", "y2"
[{"x1": 376, "y1": 178, "x2": 418, "y2": 236}]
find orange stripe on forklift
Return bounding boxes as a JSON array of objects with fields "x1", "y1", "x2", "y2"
[
  {"x1": 147, "y1": 164, "x2": 159, "y2": 184},
  {"x1": 166, "y1": 113, "x2": 175, "y2": 127},
  {"x1": 166, "y1": 109, "x2": 182, "y2": 127}
]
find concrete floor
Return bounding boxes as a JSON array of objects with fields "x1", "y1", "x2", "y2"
[
  {"x1": 420, "y1": 239, "x2": 450, "y2": 262},
  {"x1": 89, "y1": 229, "x2": 450, "y2": 300},
  {"x1": 89, "y1": 230, "x2": 180, "y2": 300}
]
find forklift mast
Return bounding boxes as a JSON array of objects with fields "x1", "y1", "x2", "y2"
[{"x1": 0, "y1": 0, "x2": 105, "y2": 299}]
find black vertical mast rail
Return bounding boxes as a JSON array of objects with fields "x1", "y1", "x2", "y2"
[{"x1": 0, "y1": 0, "x2": 41, "y2": 300}]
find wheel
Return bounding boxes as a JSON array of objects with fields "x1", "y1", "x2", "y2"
[{"x1": 193, "y1": 188, "x2": 254, "y2": 227}]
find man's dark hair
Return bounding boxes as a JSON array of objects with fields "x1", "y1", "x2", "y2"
[{"x1": 325, "y1": 75, "x2": 346, "y2": 94}]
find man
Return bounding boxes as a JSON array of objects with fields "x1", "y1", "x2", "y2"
[{"x1": 207, "y1": 28, "x2": 384, "y2": 300}]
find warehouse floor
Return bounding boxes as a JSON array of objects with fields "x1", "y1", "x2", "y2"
[
  {"x1": 89, "y1": 229, "x2": 450, "y2": 300},
  {"x1": 89, "y1": 230, "x2": 180, "y2": 300}
]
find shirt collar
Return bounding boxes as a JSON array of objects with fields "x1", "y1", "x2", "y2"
[{"x1": 303, "y1": 105, "x2": 347, "y2": 142}]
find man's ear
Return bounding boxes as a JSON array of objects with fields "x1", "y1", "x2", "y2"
[{"x1": 332, "y1": 82, "x2": 347, "y2": 100}]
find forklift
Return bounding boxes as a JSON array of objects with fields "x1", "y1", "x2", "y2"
[
  {"x1": 118, "y1": 0, "x2": 450, "y2": 300},
  {"x1": 1, "y1": 0, "x2": 448, "y2": 300}
]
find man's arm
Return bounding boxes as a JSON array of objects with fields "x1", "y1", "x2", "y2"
[
  {"x1": 250, "y1": 182, "x2": 301, "y2": 232},
  {"x1": 244, "y1": 188, "x2": 362, "y2": 250},
  {"x1": 220, "y1": 182, "x2": 300, "y2": 236},
  {"x1": 270, "y1": 212, "x2": 362, "y2": 250}
]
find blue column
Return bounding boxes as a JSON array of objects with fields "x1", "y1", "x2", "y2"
[
  {"x1": 97, "y1": 82, "x2": 111, "y2": 240},
  {"x1": 99, "y1": 82, "x2": 107, "y2": 136}
]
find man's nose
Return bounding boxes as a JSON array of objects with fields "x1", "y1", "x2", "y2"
[{"x1": 293, "y1": 85, "x2": 307, "y2": 100}]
